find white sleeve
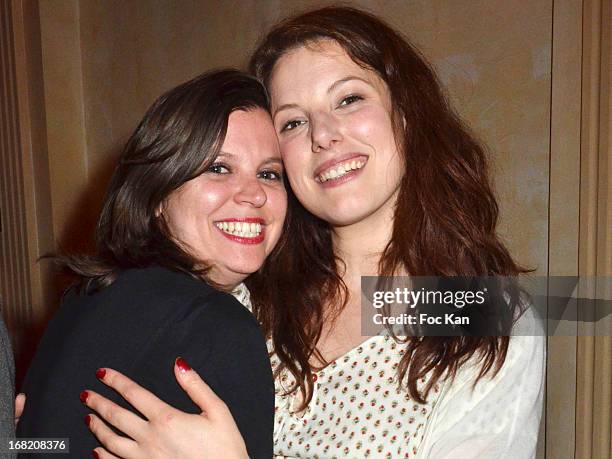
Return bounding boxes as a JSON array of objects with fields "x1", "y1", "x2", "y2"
[{"x1": 417, "y1": 332, "x2": 546, "y2": 459}]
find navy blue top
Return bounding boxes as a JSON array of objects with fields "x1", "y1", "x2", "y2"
[{"x1": 18, "y1": 266, "x2": 273, "y2": 458}]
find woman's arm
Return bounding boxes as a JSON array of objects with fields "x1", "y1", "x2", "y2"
[
  {"x1": 82, "y1": 291, "x2": 273, "y2": 459},
  {"x1": 417, "y1": 333, "x2": 546, "y2": 459},
  {"x1": 85, "y1": 359, "x2": 248, "y2": 459}
]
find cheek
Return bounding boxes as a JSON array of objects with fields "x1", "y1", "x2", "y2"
[
  {"x1": 196, "y1": 186, "x2": 229, "y2": 213},
  {"x1": 167, "y1": 183, "x2": 230, "y2": 230},
  {"x1": 281, "y1": 148, "x2": 310, "y2": 189},
  {"x1": 349, "y1": 106, "x2": 395, "y2": 146},
  {"x1": 268, "y1": 188, "x2": 288, "y2": 225}
]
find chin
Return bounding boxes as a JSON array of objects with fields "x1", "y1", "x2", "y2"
[
  {"x1": 316, "y1": 201, "x2": 380, "y2": 227},
  {"x1": 226, "y1": 256, "x2": 266, "y2": 278}
]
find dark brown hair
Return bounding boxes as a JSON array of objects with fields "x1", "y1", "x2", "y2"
[
  {"x1": 57, "y1": 69, "x2": 271, "y2": 289},
  {"x1": 246, "y1": 6, "x2": 527, "y2": 407}
]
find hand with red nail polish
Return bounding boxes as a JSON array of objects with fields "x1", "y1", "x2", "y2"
[{"x1": 83, "y1": 363, "x2": 248, "y2": 459}]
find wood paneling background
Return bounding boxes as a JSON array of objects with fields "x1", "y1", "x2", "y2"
[
  {"x1": 1, "y1": 1, "x2": 610, "y2": 457},
  {"x1": 0, "y1": 0, "x2": 32, "y2": 368}
]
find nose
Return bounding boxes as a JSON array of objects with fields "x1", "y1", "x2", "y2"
[
  {"x1": 310, "y1": 112, "x2": 342, "y2": 153},
  {"x1": 234, "y1": 177, "x2": 267, "y2": 207}
]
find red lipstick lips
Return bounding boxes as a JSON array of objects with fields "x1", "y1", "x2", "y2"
[{"x1": 214, "y1": 217, "x2": 265, "y2": 245}]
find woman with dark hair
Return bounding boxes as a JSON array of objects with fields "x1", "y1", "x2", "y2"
[
  {"x1": 16, "y1": 69, "x2": 287, "y2": 458},
  {"x1": 81, "y1": 6, "x2": 544, "y2": 458}
]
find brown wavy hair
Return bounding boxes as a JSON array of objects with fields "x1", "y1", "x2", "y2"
[
  {"x1": 246, "y1": 6, "x2": 528, "y2": 408},
  {"x1": 54, "y1": 69, "x2": 272, "y2": 291}
]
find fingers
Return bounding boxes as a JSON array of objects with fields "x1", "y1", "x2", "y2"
[
  {"x1": 92, "y1": 447, "x2": 121, "y2": 459},
  {"x1": 174, "y1": 357, "x2": 229, "y2": 419},
  {"x1": 87, "y1": 413, "x2": 139, "y2": 458},
  {"x1": 14, "y1": 393, "x2": 26, "y2": 426},
  {"x1": 83, "y1": 390, "x2": 148, "y2": 441},
  {"x1": 96, "y1": 367, "x2": 171, "y2": 420}
]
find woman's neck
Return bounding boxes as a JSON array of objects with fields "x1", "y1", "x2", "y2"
[
  {"x1": 331, "y1": 195, "x2": 397, "y2": 280},
  {"x1": 315, "y1": 198, "x2": 398, "y2": 364}
]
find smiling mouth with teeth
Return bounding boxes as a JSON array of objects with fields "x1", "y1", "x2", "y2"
[
  {"x1": 316, "y1": 159, "x2": 366, "y2": 183},
  {"x1": 215, "y1": 221, "x2": 263, "y2": 239}
]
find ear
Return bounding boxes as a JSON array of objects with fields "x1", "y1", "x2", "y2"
[{"x1": 155, "y1": 203, "x2": 163, "y2": 218}]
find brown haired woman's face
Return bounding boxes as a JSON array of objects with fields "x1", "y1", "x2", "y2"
[
  {"x1": 269, "y1": 40, "x2": 403, "y2": 227},
  {"x1": 162, "y1": 109, "x2": 287, "y2": 287}
]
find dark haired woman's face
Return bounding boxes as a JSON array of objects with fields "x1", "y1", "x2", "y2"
[
  {"x1": 269, "y1": 40, "x2": 403, "y2": 228},
  {"x1": 162, "y1": 109, "x2": 287, "y2": 287}
]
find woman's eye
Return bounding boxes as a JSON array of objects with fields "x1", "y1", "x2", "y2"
[
  {"x1": 258, "y1": 170, "x2": 283, "y2": 181},
  {"x1": 339, "y1": 94, "x2": 363, "y2": 107},
  {"x1": 206, "y1": 163, "x2": 230, "y2": 174},
  {"x1": 281, "y1": 119, "x2": 305, "y2": 132}
]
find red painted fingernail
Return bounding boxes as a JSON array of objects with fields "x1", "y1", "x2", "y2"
[
  {"x1": 80, "y1": 391, "x2": 89, "y2": 403},
  {"x1": 176, "y1": 357, "x2": 191, "y2": 373},
  {"x1": 84, "y1": 414, "x2": 92, "y2": 427},
  {"x1": 92, "y1": 449, "x2": 99, "y2": 459},
  {"x1": 96, "y1": 368, "x2": 106, "y2": 379}
]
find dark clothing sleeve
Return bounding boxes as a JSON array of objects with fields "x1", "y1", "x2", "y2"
[
  {"x1": 137, "y1": 294, "x2": 274, "y2": 458},
  {"x1": 17, "y1": 267, "x2": 273, "y2": 458},
  {"x1": 0, "y1": 314, "x2": 16, "y2": 456}
]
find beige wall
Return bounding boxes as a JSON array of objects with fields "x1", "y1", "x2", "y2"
[{"x1": 41, "y1": 0, "x2": 552, "y2": 275}]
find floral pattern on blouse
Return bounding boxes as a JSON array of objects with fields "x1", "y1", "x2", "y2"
[{"x1": 271, "y1": 335, "x2": 440, "y2": 459}]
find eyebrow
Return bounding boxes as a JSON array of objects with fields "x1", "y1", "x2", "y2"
[
  {"x1": 260, "y1": 157, "x2": 283, "y2": 167},
  {"x1": 327, "y1": 75, "x2": 372, "y2": 93},
  {"x1": 217, "y1": 151, "x2": 282, "y2": 167},
  {"x1": 273, "y1": 76, "x2": 373, "y2": 118}
]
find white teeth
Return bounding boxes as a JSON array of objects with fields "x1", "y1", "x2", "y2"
[
  {"x1": 215, "y1": 221, "x2": 263, "y2": 238},
  {"x1": 317, "y1": 159, "x2": 366, "y2": 183}
]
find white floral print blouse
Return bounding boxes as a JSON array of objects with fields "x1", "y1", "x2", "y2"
[
  {"x1": 232, "y1": 284, "x2": 545, "y2": 459},
  {"x1": 271, "y1": 335, "x2": 440, "y2": 458}
]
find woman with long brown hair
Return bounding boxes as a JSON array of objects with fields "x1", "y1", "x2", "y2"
[
  {"x1": 16, "y1": 69, "x2": 287, "y2": 458},
  {"x1": 79, "y1": 6, "x2": 544, "y2": 458}
]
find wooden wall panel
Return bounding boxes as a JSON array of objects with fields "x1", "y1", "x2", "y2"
[
  {"x1": 11, "y1": 0, "x2": 55, "y2": 329},
  {"x1": 0, "y1": 0, "x2": 32, "y2": 355},
  {"x1": 548, "y1": 1, "x2": 582, "y2": 456},
  {"x1": 1, "y1": 0, "x2": 55, "y2": 384},
  {"x1": 576, "y1": 0, "x2": 612, "y2": 457}
]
